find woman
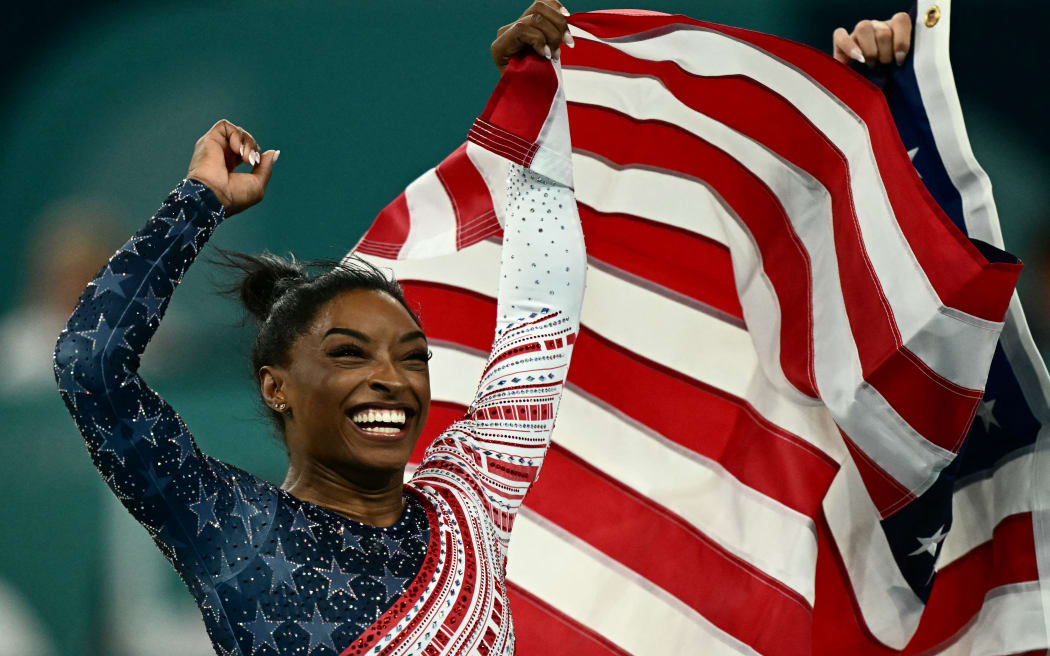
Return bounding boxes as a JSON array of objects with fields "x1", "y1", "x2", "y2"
[{"x1": 53, "y1": 3, "x2": 580, "y2": 654}]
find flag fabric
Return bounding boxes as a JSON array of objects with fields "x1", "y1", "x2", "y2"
[{"x1": 347, "y1": 3, "x2": 1049, "y2": 654}]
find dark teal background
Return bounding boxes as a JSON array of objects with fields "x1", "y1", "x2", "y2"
[{"x1": 0, "y1": 2, "x2": 1045, "y2": 654}]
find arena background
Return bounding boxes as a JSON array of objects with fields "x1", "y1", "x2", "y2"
[{"x1": 0, "y1": 1, "x2": 1045, "y2": 653}]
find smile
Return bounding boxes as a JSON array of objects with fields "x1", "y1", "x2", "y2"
[{"x1": 346, "y1": 405, "x2": 412, "y2": 440}]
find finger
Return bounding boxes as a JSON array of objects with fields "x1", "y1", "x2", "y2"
[
  {"x1": 530, "y1": 2, "x2": 572, "y2": 47},
  {"x1": 239, "y1": 129, "x2": 261, "y2": 167},
  {"x1": 852, "y1": 20, "x2": 878, "y2": 67},
  {"x1": 512, "y1": 22, "x2": 551, "y2": 60},
  {"x1": 889, "y1": 12, "x2": 912, "y2": 65},
  {"x1": 251, "y1": 149, "x2": 278, "y2": 188},
  {"x1": 539, "y1": 0, "x2": 570, "y2": 16},
  {"x1": 872, "y1": 20, "x2": 894, "y2": 65},
  {"x1": 832, "y1": 26, "x2": 864, "y2": 64},
  {"x1": 208, "y1": 120, "x2": 245, "y2": 171},
  {"x1": 526, "y1": 12, "x2": 564, "y2": 50}
]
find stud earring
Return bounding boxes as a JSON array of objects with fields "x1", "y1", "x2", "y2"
[{"x1": 274, "y1": 402, "x2": 287, "y2": 412}]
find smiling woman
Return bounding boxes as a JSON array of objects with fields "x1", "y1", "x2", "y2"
[{"x1": 52, "y1": 3, "x2": 583, "y2": 655}]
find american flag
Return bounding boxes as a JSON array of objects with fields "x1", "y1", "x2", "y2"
[{"x1": 348, "y1": 5, "x2": 1049, "y2": 654}]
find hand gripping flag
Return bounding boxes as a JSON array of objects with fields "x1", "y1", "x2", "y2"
[{"x1": 347, "y1": 4, "x2": 1048, "y2": 654}]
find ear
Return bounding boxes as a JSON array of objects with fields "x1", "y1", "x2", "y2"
[{"x1": 259, "y1": 365, "x2": 286, "y2": 408}]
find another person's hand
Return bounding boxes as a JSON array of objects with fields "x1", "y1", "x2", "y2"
[
  {"x1": 186, "y1": 119, "x2": 278, "y2": 216},
  {"x1": 833, "y1": 12, "x2": 912, "y2": 68},
  {"x1": 491, "y1": 1, "x2": 573, "y2": 75}
]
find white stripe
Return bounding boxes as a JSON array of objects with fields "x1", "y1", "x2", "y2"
[
  {"x1": 571, "y1": 151, "x2": 728, "y2": 244},
  {"x1": 400, "y1": 168, "x2": 457, "y2": 258},
  {"x1": 564, "y1": 67, "x2": 953, "y2": 494},
  {"x1": 508, "y1": 509, "x2": 760, "y2": 656},
  {"x1": 357, "y1": 244, "x2": 845, "y2": 463},
  {"x1": 823, "y1": 461, "x2": 924, "y2": 649},
  {"x1": 938, "y1": 450, "x2": 1034, "y2": 569},
  {"x1": 935, "y1": 582, "x2": 1048, "y2": 656},
  {"x1": 566, "y1": 26, "x2": 1003, "y2": 399},
  {"x1": 427, "y1": 342, "x2": 818, "y2": 604}
]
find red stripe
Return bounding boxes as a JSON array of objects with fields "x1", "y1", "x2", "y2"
[
  {"x1": 813, "y1": 512, "x2": 1039, "y2": 654},
  {"x1": 476, "y1": 54, "x2": 560, "y2": 150},
  {"x1": 433, "y1": 143, "x2": 501, "y2": 251},
  {"x1": 565, "y1": 13, "x2": 1021, "y2": 324},
  {"x1": 357, "y1": 192, "x2": 410, "y2": 258},
  {"x1": 578, "y1": 203, "x2": 742, "y2": 320},
  {"x1": 507, "y1": 582, "x2": 632, "y2": 656},
  {"x1": 399, "y1": 281, "x2": 838, "y2": 519},
  {"x1": 529, "y1": 442, "x2": 814, "y2": 656},
  {"x1": 567, "y1": 101, "x2": 818, "y2": 401}
]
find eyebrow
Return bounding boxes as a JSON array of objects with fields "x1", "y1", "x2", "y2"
[{"x1": 322, "y1": 328, "x2": 427, "y2": 344}]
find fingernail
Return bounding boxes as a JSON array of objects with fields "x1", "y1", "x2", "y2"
[
  {"x1": 273, "y1": 150, "x2": 280, "y2": 163},
  {"x1": 895, "y1": 50, "x2": 906, "y2": 66},
  {"x1": 252, "y1": 151, "x2": 260, "y2": 166},
  {"x1": 560, "y1": 6, "x2": 570, "y2": 16},
  {"x1": 850, "y1": 48, "x2": 866, "y2": 64},
  {"x1": 553, "y1": 47, "x2": 561, "y2": 61},
  {"x1": 249, "y1": 151, "x2": 256, "y2": 166},
  {"x1": 543, "y1": 44, "x2": 551, "y2": 59},
  {"x1": 564, "y1": 31, "x2": 575, "y2": 48},
  {"x1": 239, "y1": 144, "x2": 244, "y2": 157}
]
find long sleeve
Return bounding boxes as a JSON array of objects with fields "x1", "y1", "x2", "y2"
[
  {"x1": 411, "y1": 93, "x2": 586, "y2": 555},
  {"x1": 52, "y1": 180, "x2": 269, "y2": 572}
]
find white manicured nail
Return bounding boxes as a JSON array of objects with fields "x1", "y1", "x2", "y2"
[
  {"x1": 273, "y1": 150, "x2": 280, "y2": 163},
  {"x1": 560, "y1": 6, "x2": 570, "y2": 16},
  {"x1": 543, "y1": 44, "x2": 551, "y2": 59},
  {"x1": 850, "y1": 48, "x2": 866, "y2": 64},
  {"x1": 239, "y1": 144, "x2": 244, "y2": 157},
  {"x1": 564, "y1": 31, "x2": 575, "y2": 47},
  {"x1": 895, "y1": 51, "x2": 906, "y2": 66}
]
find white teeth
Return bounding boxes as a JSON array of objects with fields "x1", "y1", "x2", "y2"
[{"x1": 349, "y1": 407, "x2": 408, "y2": 428}]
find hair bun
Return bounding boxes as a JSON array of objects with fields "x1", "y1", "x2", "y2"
[{"x1": 215, "y1": 250, "x2": 307, "y2": 321}]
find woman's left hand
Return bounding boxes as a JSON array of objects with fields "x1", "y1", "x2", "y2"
[
  {"x1": 833, "y1": 12, "x2": 912, "y2": 68},
  {"x1": 491, "y1": 1, "x2": 573, "y2": 75}
]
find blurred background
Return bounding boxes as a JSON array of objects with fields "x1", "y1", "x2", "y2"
[{"x1": 0, "y1": 1, "x2": 1045, "y2": 654}]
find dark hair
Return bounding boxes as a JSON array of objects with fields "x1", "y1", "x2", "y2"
[{"x1": 214, "y1": 249, "x2": 421, "y2": 434}]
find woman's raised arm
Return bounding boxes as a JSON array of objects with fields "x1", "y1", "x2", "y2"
[
  {"x1": 411, "y1": 25, "x2": 585, "y2": 555},
  {"x1": 52, "y1": 120, "x2": 276, "y2": 563}
]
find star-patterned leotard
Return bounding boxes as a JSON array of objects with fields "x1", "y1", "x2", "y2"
[{"x1": 54, "y1": 66, "x2": 585, "y2": 656}]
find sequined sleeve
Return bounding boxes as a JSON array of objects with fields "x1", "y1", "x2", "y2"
[
  {"x1": 411, "y1": 158, "x2": 586, "y2": 554},
  {"x1": 52, "y1": 180, "x2": 268, "y2": 566}
]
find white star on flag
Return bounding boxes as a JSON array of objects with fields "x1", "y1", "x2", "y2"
[{"x1": 908, "y1": 525, "x2": 949, "y2": 558}]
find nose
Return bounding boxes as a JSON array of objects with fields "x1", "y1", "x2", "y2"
[{"x1": 367, "y1": 356, "x2": 408, "y2": 395}]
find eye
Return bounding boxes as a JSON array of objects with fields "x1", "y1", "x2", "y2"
[
  {"x1": 328, "y1": 345, "x2": 367, "y2": 359},
  {"x1": 404, "y1": 349, "x2": 432, "y2": 364}
]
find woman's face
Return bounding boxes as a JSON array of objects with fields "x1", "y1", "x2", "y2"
[{"x1": 269, "y1": 289, "x2": 431, "y2": 484}]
